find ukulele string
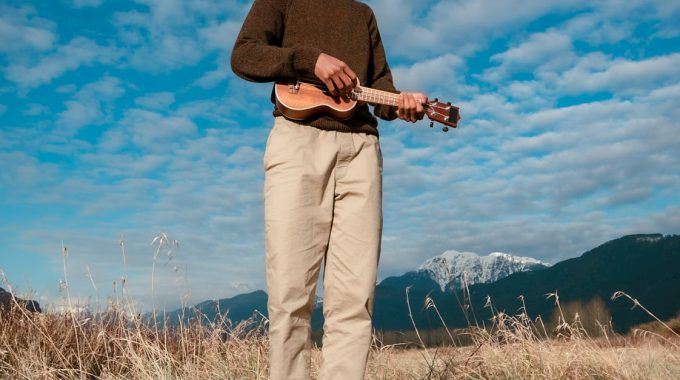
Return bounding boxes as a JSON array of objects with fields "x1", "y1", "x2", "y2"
[{"x1": 307, "y1": 82, "x2": 400, "y2": 106}]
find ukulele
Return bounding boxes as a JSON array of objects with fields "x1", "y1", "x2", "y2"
[{"x1": 274, "y1": 80, "x2": 460, "y2": 132}]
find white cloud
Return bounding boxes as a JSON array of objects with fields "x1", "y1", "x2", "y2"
[
  {"x1": 494, "y1": 31, "x2": 573, "y2": 66},
  {"x1": 369, "y1": 0, "x2": 591, "y2": 57},
  {"x1": 58, "y1": 101, "x2": 102, "y2": 131},
  {"x1": 192, "y1": 18, "x2": 243, "y2": 88},
  {"x1": 502, "y1": 81, "x2": 547, "y2": 102},
  {"x1": 120, "y1": 109, "x2": 198, "y2": 150},
  {"x1": 199, "y1": 19, "x2": 241, "y2": 52},
  {"x1": 127, "y1": 33, "x2": 205, "y2": 72},
  {"x1": 0, "y1": 151, "x2": 60, "y2": 190},
  {"x1": 56, "y1": 76, "x2": 126, "y2": 135},
  {"x1": 4, "y1": 37, "x2": 120, "y2": 89},
  {"x1": 370, "y1": 0, "x2": 677, "y2": 65},
  {"x1": 556, "y1": 53, "x2": 680, "y2": 95},
  {"x1": 363, "y1": 0, "x2": 680, "y2": 277},
  {"x1": 561, "y1": 13, "x2": 633, "y2": 45},
  {"x1": 3, "y1": 0, "x2": 680, "y2": 310},
  {"x1": 392, "y1": 53, "x2": 466, "y2": 93},
  {"x1": 375, "y1": 67, "x2": 680, "y2": 275},
  {"x1": 0, "y1": 4, "x2": 56, "y2": 53},
  {"x1": 193, "y1": 59, "x2": 231, "y2": 88},
  {"x1": 23, "y1": 103, "x2": 51, "y2": 116},
  {"x1": 484, "y1": 30, "x2": 575, "y2": 83},
  {"x1": 634, "y1": 205, "x2": 680, "y2": 235},
  {"x1": 56, "y1": 84, "x2": 78, "y2": 93},
  {"x1": 97, "y1": 128, "x2": 128, "y2": 153},
  {"x1": 1, "y1": 91, "x2": 272, "y2": 306},
  {"x1": 5, "y1": 120, "x2": 271, "y2": 308},
  {"x1": 70, "y1": 0, "x2": 105, "y2": 8},
  {"x1": 135, "y1": 92, "x2": 175, "y2": 110},
  {"x1": 111, "y1": 0, "x2": 249, "y2": 73}
]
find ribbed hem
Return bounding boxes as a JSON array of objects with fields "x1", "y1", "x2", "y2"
[
  {"x1": 272, "y1": 108, "x2": 379, "y2": 137},
  {"x1": 308, "y1": 118, "x2": 379, "y2": 136}
]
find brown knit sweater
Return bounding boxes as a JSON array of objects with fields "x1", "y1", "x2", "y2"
[{"x1": 230, "y1": 0, "x2": 398, "y2": 136}]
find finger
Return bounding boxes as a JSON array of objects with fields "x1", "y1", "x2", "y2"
[
  {"x1": 406, "y1": 95, "x2": 417, "y2": 122},
  {"x1": 343, "y1": 66, "x2": 358, "y2": 87},
  {"x1": 398, "y1": 93, "x2": 405, "y2": 119},
  {"x1": 402, "y1": 94, "x2": 411, "y2": 121},
  {"x1": 338, "y1": 72, "x2": 353, "y2": 97},
  {"x1": 402, "y1": 94, "x2": 410, "y2": 121},
  {"x1": 403, "y1": 95, "x2": 412, "y2": 121},
  {"x1": 421, "y1": 94, "x2": 430, "y2": 119},
  {"x1": 324, "y1": 78, "x2": 338, "y2": 96},
  {"x1": 416, "y1": 101, "x2": 424, "y2": 120},
  {"x1": 330, "y1": 76, "x2": 345, "y2": 97},
  {"x1": 412, "y1": 95, "x2": 420, "y2": 122}
]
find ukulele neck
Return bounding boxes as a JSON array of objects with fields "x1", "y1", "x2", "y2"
[{"x1": 352, "y1": 86, "x2": 399, "y2": 106}]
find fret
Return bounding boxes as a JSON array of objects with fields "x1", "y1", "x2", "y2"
[{"x1": 355, "y1": 86, "x2": 399, "y2": 106}]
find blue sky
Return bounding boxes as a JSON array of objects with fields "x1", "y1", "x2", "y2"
[{"x1": 1, "y1": 0, "x2": 679, "y2": 311}]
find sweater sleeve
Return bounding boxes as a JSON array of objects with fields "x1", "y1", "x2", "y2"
[
  {"x1": 230, "y1": 0, "x2": 322, "y2": 83},
  {"x1": 365, "y1": 7, "x2": 399, "y2": 121}
]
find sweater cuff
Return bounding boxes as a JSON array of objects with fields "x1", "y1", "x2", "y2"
[
  {"x1": 374, "y1": 104, "x2": 399, "y2": 121},
  {"x1": 292, "y1": 45, "x2": 322, "y2": 77}
]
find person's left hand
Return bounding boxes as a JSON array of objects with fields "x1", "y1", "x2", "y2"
[{"x1": 397, "y1": 92, "x2": 428, "y2": 123}]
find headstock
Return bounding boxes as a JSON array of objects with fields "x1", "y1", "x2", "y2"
[{"x1": 425, "y1": 98, "x2": 460, "y2": 132}]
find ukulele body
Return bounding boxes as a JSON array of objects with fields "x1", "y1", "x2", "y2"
[
  {"x1": 274, "y1": 81, "x2": 357, "y2": 121},
  {"x1": 274, "y1": 80, "x2": 460, "y2": 130}
]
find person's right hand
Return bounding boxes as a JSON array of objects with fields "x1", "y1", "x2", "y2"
[{"x1": 314, "y1": 53, "x2": 357, "y2": 98}]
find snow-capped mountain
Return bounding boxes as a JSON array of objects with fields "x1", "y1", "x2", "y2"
[
  {"x1": 159, "y1": 233, "x2": 676, "y2": 334},
  {"x1": 380, "y1": 250, "x2": 550, "y2": 293},
  {"x1": 420, "y1": 250, "x2": 550, "y2": 292}
]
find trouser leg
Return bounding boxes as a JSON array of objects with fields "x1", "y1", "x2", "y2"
[
  {"x1": 319, "y1": 133, "x2": 383, "y2": 380},
  {"x1": 264, "y1": 118, "x2": 335, "y2": 380}
]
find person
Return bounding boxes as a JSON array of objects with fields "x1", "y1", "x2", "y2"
[{"x1": 231, "y1": 1, "x2": 426, "y2": 379}]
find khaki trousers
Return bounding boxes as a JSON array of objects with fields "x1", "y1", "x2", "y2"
[{"x1": 264, "y1": 117, "x2": 382, "y2": 380}]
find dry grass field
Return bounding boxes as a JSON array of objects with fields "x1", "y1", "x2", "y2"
[
  {"x1": 1, "y1": 290, "x2": 679, "y2": 379},
  {"x1": 2, "y1": 237, "x2": 679, "y2": 379}
]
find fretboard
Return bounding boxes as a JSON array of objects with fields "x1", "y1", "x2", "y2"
[{"x1": 352, "y1": 86, "x2": 399, "y2": 106}]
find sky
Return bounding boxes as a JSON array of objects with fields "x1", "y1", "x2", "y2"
[{"x1": 1, "y1": 0, "x2": 679, "y2": 312}]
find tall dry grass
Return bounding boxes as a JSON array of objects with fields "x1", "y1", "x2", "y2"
[
  {"x1": 367, "y1": 289, "x2": 680, "y2": 379},
  {"x1": 2, "y1": 286, "x2": 679, "y2": 379},
  {"x1": 0, "y1": 303, "x2": 269, "y2": 379},
  {"x1": 1, "y1": 234, "x2": 679, "y2": 379},
  {"x1": 2, "y1": 290, "x2": 680, "y2": 379}
]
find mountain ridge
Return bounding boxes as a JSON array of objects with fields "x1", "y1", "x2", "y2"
[{"x1": 163, "y1": 233, "x2": 680, "y2": 333}]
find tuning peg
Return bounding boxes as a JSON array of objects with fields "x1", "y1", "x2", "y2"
[
  {"x1": 442, "y1": 126, "x2": 449, "y2": 132},
  {"x1": 430, "y1": 122, "x2": 434, "y2": 128}
]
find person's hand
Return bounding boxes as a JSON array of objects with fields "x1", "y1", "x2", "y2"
[
  {"x1": 397, "y1": 92, "x2": 428, "y2": 123},
  {"x1": 314, "y1": 53, "x2": 357, "y2": 98}
]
